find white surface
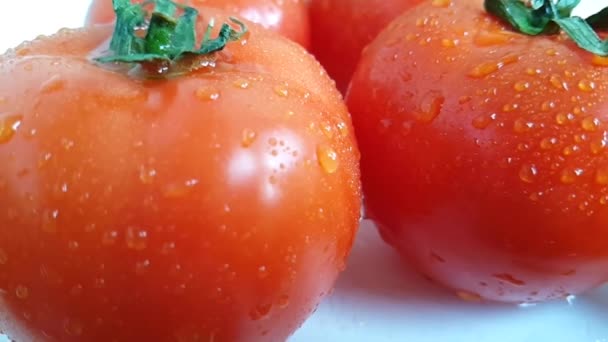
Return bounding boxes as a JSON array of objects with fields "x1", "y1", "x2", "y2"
[{"x1": 0, "y1": 1, "x2": 607, "y2": 342}]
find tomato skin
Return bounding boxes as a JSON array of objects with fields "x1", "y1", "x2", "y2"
[
  {"x1": 86, "y1": 0, "x2": 311, "y2": 48},
  {"x1": 347, "y1": 0, "x2": 608, "y2": 303},
  {"x1": 0, "y1": 8, "x2": 360, "y2": 341},
  {"x1": 309, "y1": 0, "x2": 422, "y2": 93}
]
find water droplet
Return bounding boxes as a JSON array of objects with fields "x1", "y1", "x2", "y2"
[
  {"x1": 0, "y1": 114, "x2": 23, "y2": 144},
  {"x1": 195, "y1": 87, "x2": 220, "y2": 101},
  {"x1": 590, "y1": 137, "x2": 607, "y2": 154},
  {"x1": 457, "y1": 291, "x2": 482, "y2": 302},
  {"x1": 503, "y1": 103, "x2": 519, "y2": 112},
  {"x1": 545, "y1": 48, "x2": 558, "y2": 56},
  {"x1": 274, "y1": 85, "x2": 289, "y2": 97},
  {"x1": 40, "y1": 75, "x2": 65, "y2": 93},
  {"x1": 15, "y1": 285, "x2": 29, "y2": 299},
  {"x1": 64, "y1": 318, "x2": 83, "y2": 336},
  {"x1": 595, "y1": 166, "x2": 608, "y2": 185},
  {"x1": 562, "y1": 145, "x2": 580, "y2": 156},
  {"x1": 441, "y1": 39, "x2": 457, "y2": 48},
  {"x1": 102, "y1": 230, "x2": 118, "y2": 245},
  {"x1": 550, "y1": 74, "x2": 568, "y2": 90},
  {"x1": 540, "y1": 137, "x2": 558, "y2": 150},
  {"x1": 581, "y1": 116, "x2": 600, "y2": 132},
  {"x1": 493, "y1": 273, "x2": 526, "y2": 286},
  {"x1": 277, "y1": 295, "x2": 290, "y2": 309},
  {"x1": 125, "y1": 227, "x2": 148, "y2": 251},
  {"x1": 513, "y1": 118, "x2": 533, "y2": 133},
  {"x1": 41, "y1": 209, "x2": 59, "y2": 233},
  {"x1": 161, "y1": 241, "x2": 176, "y2": 254},
  {"x1": 577, "y1": 79, "x2": 595, "y2": 92},
  {"x1": 257, "y1": 266, "x2": 269, "y2": 279},
  {"x1": 555, "y1": 112, "x2": 574, "y2": 125},
  {"x1": 138, "y1": 165, "x2": 157, "y2": 184},
  {"x1": 513, "y1": 81, "x2": 530, "y2": 92},
  {"x1": 471, "y1": 113, "x2": 496, "y2": 129},
  {"x1": 135, "y1": 259, "x2": 151, "y2": 275},
  {"x1": 94, "y1": 277, "x2": 106, "y2": 288},
  {"x1": 473, "y1": 30, "x2": 511, "y2": 46},
  {"x1": 416, "y1": 91, "x2": 444, "y2": 123},
  {"x1": 468, "y1": 54, "x2": 519, "y2": 78},
  {"x1": 241, "y1": 128, "x2": 257, "y2": 147},
  {"x1": 560, "y1": 168, "x2": 584, "y2": 184},
  {"x1": 519, "y1": 164, "x2": 538, "y2": 183},
  {"x1": 268, "y1": 137, "x2": 278, "y2": 146},
  {"x1": 430, "y1": 252, "x2": 446, "y2": 263},
  {"x1": 336, "y1": 122, "x2": 349, "y2": 137},
  {"x1": 0, "y1": 248, "x2": 6, "y2": 264},
  {"x1": 431, "y1": 0, "x2": 451, "y2": 7},
  {"x1": 316, "y1": 144, "x2": 339, "y2": 174},
  {"x1": 163, "y1": 179, "x2": 199, "y2": 198},
  {"x1": 249, "y1": 303, "x2": 272, "y2": 320},
  {"x1": 233, "y1": 78, "x2": 249, "y2": 89},
  {"x1": 541, "y1": 100, "x2": 556, "y2": 112},
  {"x1": 68, "y1": 240, "x2": 79, "y2": 250}
]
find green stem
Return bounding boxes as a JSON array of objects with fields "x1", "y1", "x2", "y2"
[
  {"x1": 96, "y1": 0, "x2": 247, "y2": 64},
  {"x1": 485, "y1": 0, "x2": 608, "y2": 56}
]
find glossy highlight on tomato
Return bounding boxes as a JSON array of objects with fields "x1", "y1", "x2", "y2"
[
  {"x1": 309, "y1": 0, "x2": 423, "y2": 93},
  {"x1": 0, "y1": 5, "x2": 360, "y2": 341},
  {"x1": 86, "y1": 0, "x2": 311, "y2": 48},
  {"x1": 347, "y1": 0, "x2": 608, "y2": 303}
]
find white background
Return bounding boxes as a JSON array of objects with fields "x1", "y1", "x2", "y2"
[{"x1": 0, "y1": 1, "x2": 607, "y2": 341}]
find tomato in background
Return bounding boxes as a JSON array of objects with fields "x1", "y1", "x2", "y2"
[
  {"x1": 0, "y1": 3, "x2": 360, "y2": 341},
  {"x1": 309, "y1": 0, "x2": 423, "y2": 93},
  {"x1": 86, "y1": 0, "x2": 311, "y2": 48},
  {"x1": 347, "y1": 0, "x2": 608, "y2": 303}
]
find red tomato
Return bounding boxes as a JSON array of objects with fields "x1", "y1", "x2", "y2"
[
  {"x1": 347, "y1": 0, "x2": 608, "y2": 303},
  {"x1": 0, "y1": 4, "x2": 360, "y2": 341},
  {"x1": 309, "y1": 0, "x2": 422, "y2": 93},
  {"x1": 86, "y1": 0, "x2": 311, "y2": 48}
]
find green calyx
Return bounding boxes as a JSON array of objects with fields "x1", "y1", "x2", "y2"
[
  {"x1": 96, "y1": 0, "x2": 247, "y2": 64},
  {"x1": 485, "y1": 0, "x2": 608, "y2": 56}
]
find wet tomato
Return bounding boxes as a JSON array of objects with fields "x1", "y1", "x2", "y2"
[
  {"x1": 347, "y1": 0, "x2": 608, "y2": 303},
  {"x1": 86, "y1": 0, "x2": 311, "y2": 48},
  {"x1": 309, "y1": 0, "x2": 422, "y2": 92},
  {"x1": 0, "y1": 3, "x2": 360, "y2": 341}
]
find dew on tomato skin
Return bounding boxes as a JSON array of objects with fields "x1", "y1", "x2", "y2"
[
  {"x1": 581, "y1": 116, "x2": 600, "y2": 132},
  {"x1": 492, "y1": 273, "x2": 526, "y2": 286},
  {"x1": 416, "y1": 91, "x2": 444, "y2": 123},
  {"x1": 555, "y1": 112, "x2": 575, "y2": 125},
  {"x1": 15, "y1": 285, "x2": 29, "y2": 299},
  {"x1": 577, "y1": 79, "x2": 595, "y2": 92},
  {"x1": 274, "y1": 84, "x2": 289, "y2": 98},
  {"x1": 40, "y1": 75, "x2": 65, "y2": 93},
  {"x1": 233, "y1": 78, "x2": 250, "y2": 89},
  {"x1": 502, "y1": 103, "x2": 519, "y2": 112},
  {"x1": 194, "y1": 86, "x2": 220, "y2": 101},
  {"x1": 471, "y1": 113, "x2": 496, "y2": 129},
  {"x1": 0, "y1": 113, "x2": 23, "y2": 144},
  {"x1": 317, "y1": 144, "x2": 339, "y2": 174},
  {"x1": 249, "y1": 303, "x2": 272, "y2": 321},
  {"x1": 163, "y1": 179, "x2": 200, "y2": 198},
  {"x1": 135, "y1": 259, "x2": 151, "y2": 275},
  {"x1": 138, "y1": 165, "x2": 157, "y2": 184},
  {"x1": 550, "y1": 74, "x2": 569, "y2": 90},
  {"x1": 67, "y1": 240, "x2": 79, "y2": 251},
  {"x1": 457, "y1": 291, "x2": 482, "y2": 302},
  {"x1": 541, "y1": 100, "x2": 556, "y2": 112},
  {"x1": 513, "y1": 118, "x2": 534, "y2": 134},
  {"x1": 240, "y1": 128, "x2": 257, "y2": 147},
  {"x1": 41, "y1": 209, "x2": 59, "y2": 233},
  {"x1": 257, "y1": 266, "x2": 269, "y2": 279},
  {"x1": 101, "y1": 230, "x2": 118, "y2": 246},
  {"x1": 562, "y1": 145, "x2": 581, "y2": 156},
  {"x1": 125, "y1": 227, "x2": 148, "y2": 251},
  {"x1": 560, "y1": 168, "x2": 584, "y2": 184},
  {"x1": 513, "y1": 81, "x2": 530, "y2": 92},
  {"x1": 540, "y1": 137, "x2": 558, "y2": 150},
  {"x1": 518, "y1": 164, "x2": 538, "y2": 184}
]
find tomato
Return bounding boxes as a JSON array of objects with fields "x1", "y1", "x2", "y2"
[
  {"x1": 0, "y1": 4, "x2": 360, "y2": 341},
  {"x1": 309, "y1": 0, "x2": 422, "y2": 93},
  {"x1": 86, "y1": 0, "x2": 311, "y2": 48},
  {"x1": 347, "y1": 0, "x2": 608, "y2": 303}
]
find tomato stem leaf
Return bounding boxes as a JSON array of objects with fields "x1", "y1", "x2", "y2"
[
  {"x1": 485, "y1": 0, "x2": 608, "y2": 56},
  {"x1": 96, "y1": 0, "x2": 247, "y2": 64}
]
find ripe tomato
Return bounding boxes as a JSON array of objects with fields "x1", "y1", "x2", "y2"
[
  {"x1": 347, "y1": 0, "x2": 608, "y2": 303},
  {"x1": 0, "y1": 4, "x2": 360, "y2": 341},
  {"x1": 86, "y1": 0, "x2": 311, "y2": 48},
  {"x1": 309, "y1": 0, "x2": 422, "y2": 93}
]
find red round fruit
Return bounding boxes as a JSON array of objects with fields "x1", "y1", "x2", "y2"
[
  {"x1": 347, "y1": 0, "x2": 608, "y2": 303},
  {"x1": 0, "y1": 4, "x2": 360, "y2": 341}
]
